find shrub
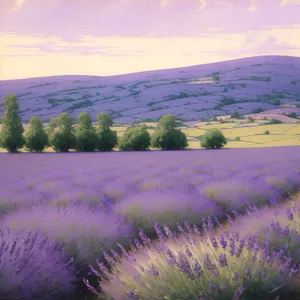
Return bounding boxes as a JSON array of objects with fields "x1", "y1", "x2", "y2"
[
  {"x1": 84, "y1": 221, "x2": 300, "y2": 300},
  {"x1": 1, "y1": 205, "x2": 135, "y2": 268},
  {"x1": 24, "y1": 116, "x2": 48, "y2": 152},
  {"x1": 95, "y1": 113, "x2": 117, "y2": 151},
  {"x1": 151, "y1": 129, "x2": 188, "y2": 150},
  {"x1": 230, "y1": 111, "x2": 241, "y2": 119},
  {"x1": 252, "y1": 108, "x2": 264, "y2": 113},
  {"x1": 157, "y1": 114, "x2": 177, "y2": 131},
  {"x1": 75, "y1": 112, "x2": 97, "y2": 152},
  {"x1": 118, "y1": 127, "x2": 150, "y2": 151},
  {"x1": 200, "y1": 129, "x2": 227, "y2": 149},
  {"x1": 268, "y1": 118, "x2": 282, "y2": 125},
  {"x1": 115, "y1": 190, "x2": 222, "y2": 237},
  {"x1": 235, "y1": 136, "x2": 241, "y2": 141},
  {"x1": 287, "y1": 112, "x2": 297, "y2": 119},
  {"x1": 226, "y1": 193, "x2": 300, "y2": 265},
  {"x1": 0, "y1": 227, "x2": 77, "y2": 299},
  {"x1": 0, "y1": 94, "x2": 25, "y2": 152},
  {"x1": 48, "y1": 113, "x2": 76, "y2": 152},
  {"x1": 264, "y1": 130, "x2": 270, "y2": 135}
]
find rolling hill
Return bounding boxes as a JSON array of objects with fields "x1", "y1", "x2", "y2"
[{"x1": 0, "y1": 55, "x2": 300, "y2": 124}]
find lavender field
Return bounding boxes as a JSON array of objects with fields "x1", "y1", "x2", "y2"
[{"x1": 1, "y1": 147, "x2": 300, "y2": 299}]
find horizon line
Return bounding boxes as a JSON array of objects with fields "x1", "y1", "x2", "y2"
[{"x1": 1, "y1": 54, "x2": 299, "y2": 82}]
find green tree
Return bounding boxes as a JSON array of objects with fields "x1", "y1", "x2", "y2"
[
  {"x1": 157, "y1": 114, "x2": 177, "y2": 131},
  {"x1": 231, "y1": 111, "x2": 241, "y2": 119},
  {"x1": 151, "y1": 114, "x2": 188, "y2": 150},
  {"x1": 118, "y1": 126, "x2": 150, "y2": 151},
  {"x1": 151, "y1": 129, "x2": 188, "y2": 150},
  {"x1": 200, "y1": 128, "x2": 227, "y2": 149},
  {"x1": 25, "y1": 116, "x2": 48, "y2": 152},
  {"x1": 95, "y1": 113, "x2": 117, "y2": 151},
  {"x1": 75, "y1": 112, "x2": 97, "y2": 152},
  {"x1": 48, "y1": 113, "x2": 76, "y2": 152},
  {"x1": 0, "y1": 94, "x2": 25, "y2": 152}
]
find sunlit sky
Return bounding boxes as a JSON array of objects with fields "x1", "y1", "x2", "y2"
[{"x1": 0, "y1": 0, "x2": 300, "y2": 80}]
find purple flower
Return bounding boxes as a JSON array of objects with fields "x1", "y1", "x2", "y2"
[
  {"x1": 232, "y1": 272, "x2": 239, "y2": 281},
  {"x1": 210, "y1": 235, "x2": 218, "y2": 249},
  {"x1": 220, "y1": 235, "x2": 227, "y2": 249},
  {"x1": 166, "y1": 248, "x2": 177, "y2": 266},
  {"x1": 286, "y1": 208, "x2": 294, "y2": 221},
  {"x1": 163, "y1": 224, "x2": 174, "y2": 239},
  {"x1": 184, "y1": 220, "x2": 192, "y2": 233},
  {"x1": 193, "y1": 259, "x2": 204, "y2": 278},
  {"x1": 185, "y1": 247, "x2": 193, "y2": 258},
  {"x1": 148, "y1": 263, "x2": 159, "y2": 276},
  {"x1": 138, "y1": 228, "x2": 151, "y2": 246},
  {"x1": 218, "y1": 253, "x2": 228, "y2": 267},
  {"x1": 154, "y1": 222, "x2": 164, "y2": 242}
]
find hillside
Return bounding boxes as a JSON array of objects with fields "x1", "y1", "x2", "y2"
[{"x1": 0, "y1": 55, "x2": 300, "y2": 124}]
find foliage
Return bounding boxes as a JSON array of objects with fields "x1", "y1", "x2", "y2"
[
  {"x1": 94, "y1": 113, "x2": 117, "y2": 151},
  {"x1": 24, "y1": 116, "x2": 48, "y2": 152},
  {"x1": 96, "y1": 112, "x2": 113, "y2": 131},
  {"x1": 0, "y1": 94, "x2": 25, "y2": 152},
  {"x1": 200, "y1": 128, "x2": 227, "y2": 149},
  {"x1": 151, "y1": 129, "x2": 188, "y2": 150},
  {"x1": 118, "y1": 127, "x2": 150, "y2": 151},
  {"x1": 235, "y1": 136, "x2": 241, "y2": 141},
  {"x1": 84, "y1": 221, "x2": 300, "y2": 300},
  {"x1": 0, "y1": 227, "x2": 76, "y2": 300},
  {"x1": 268, "y1": 119, "x2": 283, "y2": 125},
  {"x1": 75, "y1": 112, "x2": 97, "y2": 152},
  {"x1": 48, "y1": 113, "x2": 76, "y2": 152},
  {"x1": 157, "y1": 114, "x2": 177, "y2": 131},
  {"x1": 231, "y1": 111, "x2": 243, "y2": 119},
  {"x1": 264, "y1": 130, "x2": 270, "y2": 135}
]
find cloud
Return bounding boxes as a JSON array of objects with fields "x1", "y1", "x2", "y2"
[
  {"x1": 248, "y1": 0, "x2": 258, "y2": 11},
  {"x1": 279, "y1": 0, "x2": 300, "y2": 6},
  {"x1": 197, "y1": 0, "x2": 207, "y2": 11},
  {"x1": 10, "y1": 0, "x2": 26, "y2": 12},
  {"x1": 1, "y1": 24, "x2": 299, "y2": 80}
]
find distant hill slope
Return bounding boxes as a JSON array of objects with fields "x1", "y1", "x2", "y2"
[{"x1": 0, "y1": 55, "x2": 300, "y2": 124}]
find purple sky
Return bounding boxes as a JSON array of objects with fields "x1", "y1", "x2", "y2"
[{"x1": 0, "y1": 0, "x2": 300, "y2": 79}]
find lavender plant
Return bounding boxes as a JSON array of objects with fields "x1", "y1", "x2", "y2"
[
  {"x1": 1, "y1": 204, "x2": 136, "y2": 267},
  {"x1": 224, "y1": 193, "x2": 300, "y2": 265},
  {"x1": 0, "y1": 226, "x2": 77, "y2": 299},
  {"x1": 84, "y1": 222, "x2": 300, "y2": 300}
]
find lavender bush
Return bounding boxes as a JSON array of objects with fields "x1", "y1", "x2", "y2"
[
  {"x1": 0, "y1": 227, "x2": 76, "y2": 300},
  {"x1": 1, "y1": 204, "x2": 136, "y2": 267},
  {"x1": 115, "y1": 190, "x2": 223, "y2": 237},
  {"x1": 84, "y1": 222, "x2": 300, "y2": 300},
  {"x1": 224, "y1": 193, "x2": 300, "y2": 264}
]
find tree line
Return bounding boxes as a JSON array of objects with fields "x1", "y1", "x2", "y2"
[{"x1": 0, "y1": 94, "x2": 227, "y2": 153}]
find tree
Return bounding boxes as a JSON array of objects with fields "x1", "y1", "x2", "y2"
[
  {"x1": 25, "y1": 116, "x2": 48, "y2": 152},
  {"x1": 75, "y1": 112, "x2": 97, "y2": 152},
  {"x1": 264, "y1": 130, "x2": 270, "y2": 135},
  {"x1": 0, "y1": 94, "x2": 25, "y2": 152},
  {"x1": 151, "y1": 114, "x2": 188, "y2": 150},
  {"x1": 47, "y1": 117, "x2": 59, "y2": 135},
  {"x1": 151, "y1": 128, "x2": 188, "y2": 150},
  {"x1": 95, "y1": 113, "x2": 117, "y2": 151},
  {"x1": 231, "y1": 111, "x2": 241, "y2": 119},
  {"x1": 157, "y1": 114, "x2": 177, "y2": 131},
  {"x1": 48, "y1": 113, "x2": 76, "y2": 152},
  {"x1": 118, "y1": 126, "x2": 150, "y2": 151},
  {"x1": 200, "y1": 128, "x2": 227, "y2": 149}
]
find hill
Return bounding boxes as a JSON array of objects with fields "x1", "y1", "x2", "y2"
[{"x1": 0, "y1": 55, "x2": 300, "y2": 124}]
